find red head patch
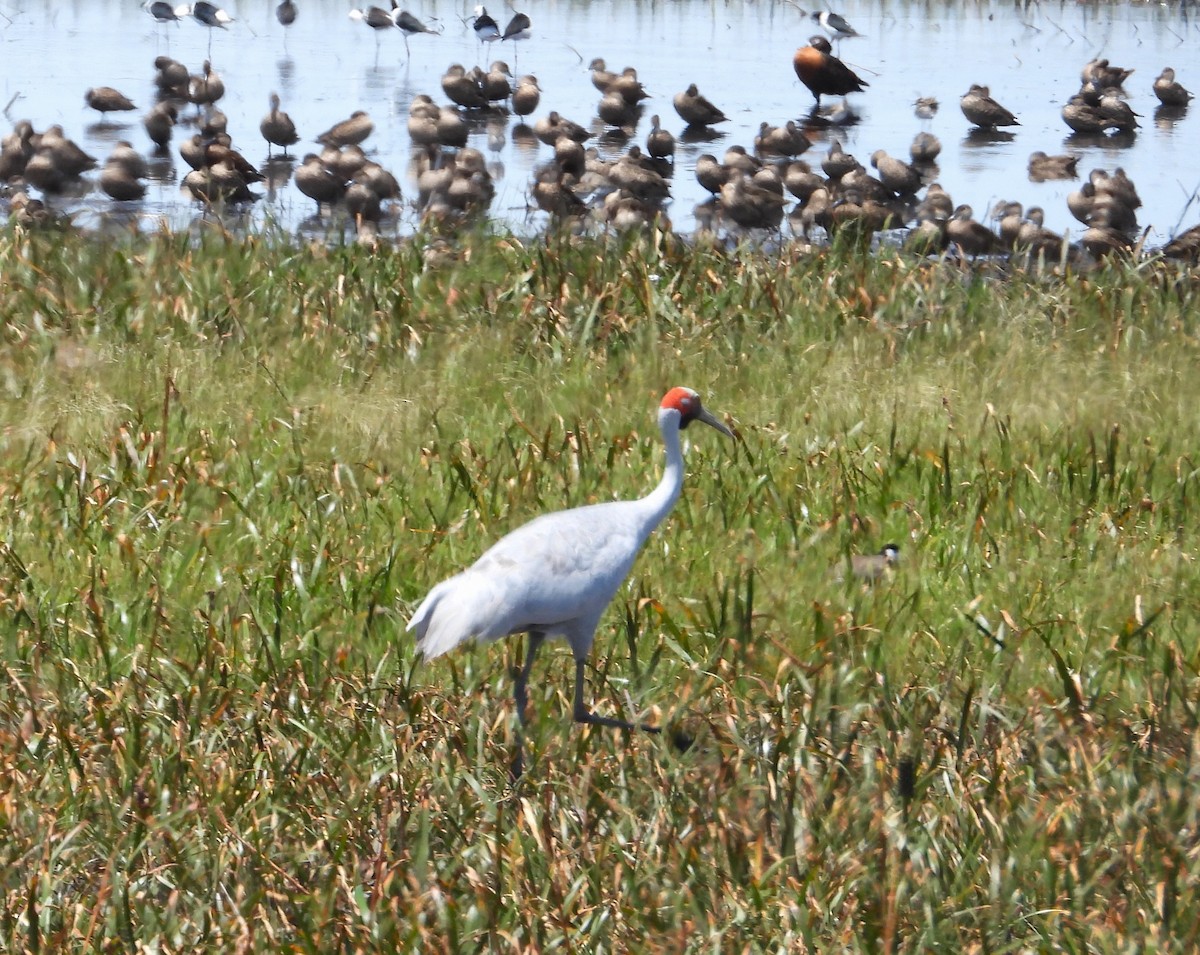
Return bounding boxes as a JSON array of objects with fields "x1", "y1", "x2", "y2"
[{"x1": 661, "y1": 386, "x2": 701, "y2": 424}]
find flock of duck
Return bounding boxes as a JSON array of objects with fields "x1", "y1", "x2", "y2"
[{"x1": 2, "y1": 2, "x2": 1199, "y2": 263}]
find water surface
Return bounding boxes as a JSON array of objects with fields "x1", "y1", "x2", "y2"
[{"x1": 1, "y1": 0, "x2": 1197, "y2": 245}]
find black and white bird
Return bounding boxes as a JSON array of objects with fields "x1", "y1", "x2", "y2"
[
  {"x1": 812, "y1": 9, "x2": 863, "y2": 41},
  {"x1": 472, "y1": 5, "x2": 501, "y2": 43},
  {"x1": 394, "y1": 9, "x2": 439, "y2": 55},
  {"x1": 188, "y1": 1, "x2": 233, "y2": 28}
]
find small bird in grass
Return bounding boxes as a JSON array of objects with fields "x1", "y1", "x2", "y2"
[
  {"x1": 812, "y1": 9, "x2": 863, "y2": 41},
  {"x1": 793, "y1": 36, "x2": 868, "y2": 108},
  {"x1": 960, "y1": 84, "x2": 1018, "y2": 129},
  {"x1": 408, "y1": 388, "x2": 734, "y2": 751},
  {"x1": 833, "y1": 544, "x2": 901, "y2": 583}
]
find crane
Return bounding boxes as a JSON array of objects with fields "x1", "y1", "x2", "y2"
[{"x1": 407, "y1": 387, "x2": 733, "y2": 738}]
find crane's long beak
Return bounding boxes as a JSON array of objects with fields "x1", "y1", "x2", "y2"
[{"x1": 697, "y1": 406, "x2": 734, "y2": 438}]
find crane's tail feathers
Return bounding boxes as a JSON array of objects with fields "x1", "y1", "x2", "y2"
[{"x1": 406, "y1": 576, "x2": 496, "y2": 660}]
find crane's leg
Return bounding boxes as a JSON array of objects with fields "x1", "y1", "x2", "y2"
[
  {"x1": 513, "y1": 631, "x2": 544, "y2": 724},
  {"x1": 511, "y1": 631, "x2": 545, "y2": 780},
  {"x1": 572, "y1": 659, "x2": 661, "y2": 734}
]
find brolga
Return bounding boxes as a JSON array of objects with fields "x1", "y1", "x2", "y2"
[{"x1": 408, "y1": 387, "x2": 734, "y2": 771}]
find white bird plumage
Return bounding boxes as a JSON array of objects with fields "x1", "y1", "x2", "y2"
[{"x1": 407, "y1": 386, "x2": 733, "y2": 734}]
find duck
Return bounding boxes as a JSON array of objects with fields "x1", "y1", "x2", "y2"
[
  {"x1": 99, "y1": 150, "x2": 148, "y2": 201},
  {"x1": 294, "y1": 153, "x2": 348, "y2": 209},
  {"x1": 755, "y1": 121, "x2": 810, "y2": 157},
  {"x1": 1097, "y1": 89, "x2": 1139, "y2": 132},
  {"x1": 1061, "y1": 94, "x2": 1109, "y2": 134},
  {"x1": 533, "y1": 111, "x2": 590, "y2": 146},
  {"x1": 440, "y1": 64, "x2": 489, "y2": 109},
  {"x1": 589, "y1": 58, "x2": 618, "y2": 94},
  {"x1": 316, "y1": 110, "x2": 373, "y2": 148},
  {"x1": 1153, "y1": 67, "x2": 1193, "y2": 107},
  {"x1": 512, "y1": 75, "x2": 541, "y2": 117},
  {"x1": 1026, "y1": 150, "x2": 1078, "y2": 182},
  {"x1": 646, "y1": 115, "x2": 675, "y2": 161},
  {"x1": 719, "y1": 173, "x2": 786, "y2": 230},
  {"x1": 820, "y1": 138, "x2": 860, "y2": 181},
  {"x1": 85, "y1": 87, "x2": 136, "y2": 119},
  {"x1": 793, "y1": 36, "x2": 868, "y2": 108},
  {"x1": 909, "y1": 131, "x2": 940, "y2": 164},
  {"x1": 610, "y1": 68, "x2": 650, "y2": 106},
  {"x1": 672, "y1": 84, "x2": 728, "y2": 127},
  {"x1": 187, "y1": 61, "x2": 225, "y2": 108},
  {"x1": 482, "y1": 61, "x2": 513, "y2": 104},
  {"x1": 870, "y1": 149, "x2": 921, "y2": 197},
  {"x1": 1162, "y1": 224, "x2": 1200, "y2": 262},
  {"x1": 142, "y1": 103, "x2": 177, "y2": 152},
  {"x1": 153, "y1": 56, "x2": 190, "y2": 95},
  {"x1": 1081, "y1": 58, "x2": 1133, "y2": 90},
  {"x1": 260, "y1": 93, "x2": 300, "y2": 158},
  {"x1": 960, "y1": 84, "x2": 1018, "y2": 129},
  {"x1": 945, "y1": 204, "x2": 1000, "y2": 256},
  {"x1": 598, "y1": 91, "x2": 640, "y2": 129}
]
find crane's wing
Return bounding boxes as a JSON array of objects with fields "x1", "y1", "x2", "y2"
[{"x1": 407, "y1": 501, "x2": 652, "y2": 659}]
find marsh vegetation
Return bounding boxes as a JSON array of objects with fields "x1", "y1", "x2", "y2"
[{"x1": 2, "y1": 225, "x2": 1199, "y2": 949}]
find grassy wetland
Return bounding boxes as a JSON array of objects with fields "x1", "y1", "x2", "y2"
[{"x1": 2, "y1": 223, "x2": 1200, "y2": 951}]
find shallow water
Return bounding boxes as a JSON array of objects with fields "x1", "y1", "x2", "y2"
[{"x1": 2, "y1": 0, "x2": 1197, "y2": 245}]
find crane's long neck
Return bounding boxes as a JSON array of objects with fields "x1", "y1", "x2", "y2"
[{"x1": 634, "y1": 410, "x2": 686, "y2": 536}]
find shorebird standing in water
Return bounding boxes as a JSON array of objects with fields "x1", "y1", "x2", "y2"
[
  {"x1": 501, "y1": 10, "x2": 530, "y2": 65},
  {"x1": 394, "y1": 9, "x2": 439, "y2": 57},
  {"x1": 812, "y1": 9, "x2": 863, "y2": 43},
  {"x1": 472, "y1": 5, "x2": 501, "y2": 47}
]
